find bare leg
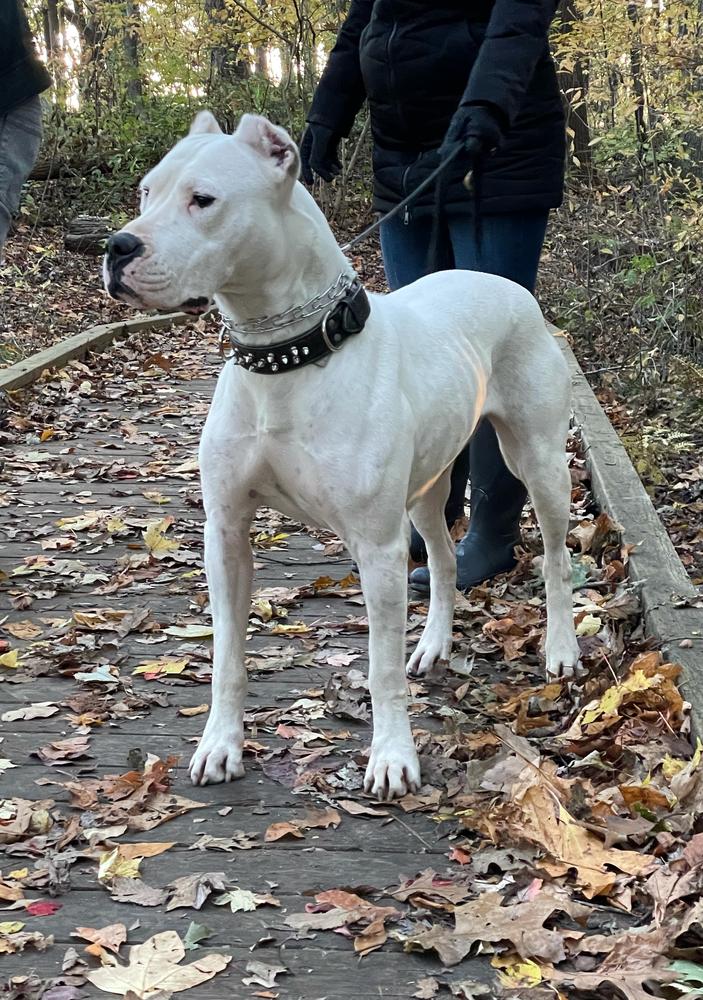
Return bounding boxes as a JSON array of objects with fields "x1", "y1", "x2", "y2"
[
  {"x1": 353, "y1": 528, "x2": 421, "y2": 799},
  {"x1": 407, "y1": 470, "x2": 456, "y2": 676},
  {"x1": 190, "y1": 511, "x2": 253, "y2": 784}
]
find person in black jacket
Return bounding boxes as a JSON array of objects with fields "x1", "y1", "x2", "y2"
[
  {"x1": 301, "y1": 0, "x2": 566, "y2": 594},
  {"x1": 0, "y1": 1, "x2": 51, "y2": 257}
]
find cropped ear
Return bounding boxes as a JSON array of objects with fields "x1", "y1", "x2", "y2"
[
  {"x1": 189, "y1": 111, "x2": 222, "y2": 136},
  {"x1": 234, "y1": 114, "x2": 299, "y2": 182}
]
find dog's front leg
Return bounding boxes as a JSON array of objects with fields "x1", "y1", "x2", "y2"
[
  {"x1": 190, "y1": 515, "x2": 253, "y2": 785},
  {"x1": 355, "y1": 535, "x2": 421, "y2": 799}
]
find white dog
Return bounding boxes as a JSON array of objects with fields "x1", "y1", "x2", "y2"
[{"x1": 104, "y1": 112, "x2": 579, "y2": 799}]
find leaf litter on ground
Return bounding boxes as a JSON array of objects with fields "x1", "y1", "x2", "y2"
[{"x1": 0, "y1": 320, "x2": 701, "y2": 998}]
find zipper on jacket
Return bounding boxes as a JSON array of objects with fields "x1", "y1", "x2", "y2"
[
  {"x1": 401, "y1": 162, "x2": 413, "y2": 224},
  {"x1": 386, "y1": 18, "x2": 412, "y2": 224}
]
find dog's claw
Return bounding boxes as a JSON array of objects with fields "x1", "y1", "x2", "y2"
[
  {"x1": 545, "y1": 634, "x2": 583, "y2": 682},
  {"x1": 364, "y1": 742, "x2": 421, "y2": 800},
  {"x1": 189, "y1": 730, "x2": 245, "y2": 786},
  {"x1": 406, "y1": 630, "x2": 451, "y2": 678}
]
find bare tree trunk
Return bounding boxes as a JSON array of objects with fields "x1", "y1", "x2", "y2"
[
  {"x1": 123, "y1": 0, "x2": 143, "y2": 107},
  {"x1": 555, "y1": 0, "x2": 592, "y2": 179},
  {"x1": 627, "y1": 1, "x2": 648, "y2": 178},
  {"x1": 205, "y1": 0, "x2": 250, "y2": 90}
]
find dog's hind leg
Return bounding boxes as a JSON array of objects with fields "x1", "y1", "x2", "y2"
[
  {"x1": 352, "y1": 525, "x2": 422, "y2": 799},
  {"x1": 492, "y1": 418, "x2": 580, "y2": 680},
  {"x1": 189, "y1": 509, "x2": 254, "y2": 785},
  {"x1": 406, "y1": 469, "x2": 456, "y2": 677}
]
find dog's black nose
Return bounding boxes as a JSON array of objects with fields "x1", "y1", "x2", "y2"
[{"x1": 107, "y1": 232, "x2": 144, "y2": 261}]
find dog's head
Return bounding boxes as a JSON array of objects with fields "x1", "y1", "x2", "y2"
[{"x1": 103, "y1": 113, "x2": 300, "y2": 315}]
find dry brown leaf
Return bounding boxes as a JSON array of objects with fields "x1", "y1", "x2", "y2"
[
  {"x1": 165, "y1": 872, "x2": 227, "y2": 911},
  {"x1": 73, "y1": 922, "x2": 127, "y2": 957},
  {"x1": 407, "y1": 885, "x2": 588, "y2": 966},
  {"x1": 86, "y1": 929, "x2": 230, "y2": 996}
]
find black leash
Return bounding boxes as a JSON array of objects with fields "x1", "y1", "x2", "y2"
[{"x1": 340, "y1": 144, "x2": 472, "y2": 254}]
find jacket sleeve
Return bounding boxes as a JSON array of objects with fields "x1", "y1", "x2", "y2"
[
  {"x1": 461, "y1": 0, "x2": 559, "y2": 127},
  {"x1": 306, "y1": 0, "x2": 373, "y2": 137}
]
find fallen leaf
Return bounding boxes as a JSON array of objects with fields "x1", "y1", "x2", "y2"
[
  {"x1": 166, "y1": 872, "x2": 227, "y2": 911},
  {"x1": 133, "y1": 657, "x2": 189, "y2": 677},
  {"x1": 26, "y1": 900, "x2": 62, "y2": 916},
  {"x1": 35, "y1": 736, "x2": 92, "y2": 766},
  {"x1": 214, "y1": 888, "x2": 280, "y2": 913},
  {"x1": 183, "y1": 921, "x2": 213, "y2": 951},
  {"x1": 73, "y1": 922, "x2": 127, "y2": 957},
  {"x1": 86, "y1": 929, "x2": 230, "y2": 996},
  {"x1": 142, "y1": 518, "x2": 179, "y2": 558},
  {"x1": 242, "y1": 960, "x2": 288, "y2": 988},
  {"x1": 1, "y1": 702, "x2": 59, "y2": 722},
  {"x1": 163, "y1": 624, "x2": 213, "y2": 639}
]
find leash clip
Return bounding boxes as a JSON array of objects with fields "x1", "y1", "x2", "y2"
[{"x1": 218, "y1": 325, "x2": 235, "y2": 360}]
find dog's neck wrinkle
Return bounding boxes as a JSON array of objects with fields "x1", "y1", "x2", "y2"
[{"x1": 215, "y1": 196, "x2": 354, "y2": 346}]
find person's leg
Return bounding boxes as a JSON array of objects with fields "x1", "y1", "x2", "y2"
[
  {"x1": 379, "y1": 213, "x2": 451, "y2": 291},
  {"x1": 0, "y1": 96, "x2": 43, "y2": 260},
  {"x1": 410, "y1": 209, "x2": 550, "y2": 592},
  {"x1": 380, "y1": 213, "x2": 456, "y2": 563}
]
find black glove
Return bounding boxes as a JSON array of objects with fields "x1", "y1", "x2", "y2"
[
  {"x1": 439, "y1": 104, "x2": 504, "y2": 165},
  {"x1": 300, "y1": 124, "x2": 342, "y2": 184}
]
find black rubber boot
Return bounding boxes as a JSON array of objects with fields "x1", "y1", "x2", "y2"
[
  {"x1": 409, "y1": 442, "x2": 472, "y2": 563},
  {"x1": 410, "y1": 420, "x2": 527, "y2": 594}
]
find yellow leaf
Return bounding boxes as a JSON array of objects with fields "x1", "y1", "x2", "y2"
[
  {"x1": 133, "y1": 658, "x2": 189, "y2": 677},
  {"x1": 143, "y1": 490, "x2": 170, "y2": 504},
  {"x1": 163, "y1": 624, "x2": 213, "y2": 639},
  {"x1": 55, "y1": 513, "x2": 100, "y2": 531},
  {"x1": 142, "y1": 518, "x2": 179, "y2": 557},
  {"x1": 269, "y1": 622, "x2": 311, "y2": 636},
  {"x1": 0, "y1": 922, "x2": 25, "y2": 935},
  {"x1": 9, "y1": 869, "x2": 28, "y2": 880},
  {"x1": 40, "y1": 428, "x2": 55, "y2": 442},
  {"x1": 252, "y1": 531, "x2": 289, "y2": 549},
  {"x1": 251, "y1": 598, "x2": 274, "y2": 621},
  {"x1": 0, "y1": 650, "x2": 20, "y2": 669},
  {"x1": 98, "y1": 847, "x2": 142, "y2": 881},
  {"x1": 492, "y1": 953, "x2": 544, "y2": 988},
  {"x1": 576, "y1": 613, "x2": 602, "y2": 637},
  {"x1": 106, "y1": 517, "x2": 127, "y2": 534},
  {"x1": 582, "y1": 670, "x2": 652, "y2": 724}
]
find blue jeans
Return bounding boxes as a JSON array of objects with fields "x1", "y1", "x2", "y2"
[
  {"x1": 380, "y1": 210, "x2": 549, "y2": 293},
  {"x1": 381, "y1": 209, "x2": 550, "y2": 558},
  {"x1": 0, "y1": 96, "x2": 43, "y2": 257}
]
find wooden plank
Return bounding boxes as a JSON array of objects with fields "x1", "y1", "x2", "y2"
[
  {"x1": 0, "y1": 312, "x2": 192, "y2": 392},
  {"x1": 559, "y1": 337, "x2": 703, "y2": 734}
]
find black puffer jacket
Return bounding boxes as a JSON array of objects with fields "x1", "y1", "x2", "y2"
[
  {"x1": 307, "y1": 0, "x2": 565, "y2": 216},
  {"x1": 0, "y1": 1, "x2": 52, "y2": 116}
]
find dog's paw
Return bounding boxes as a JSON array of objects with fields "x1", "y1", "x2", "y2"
[
  {"x1": 189, "y1": 732, "x2": 245, "y2": 786},
  {"x1": 545, "y1": 633, "x2": 583, "y2": 682},
  {"x1": 364, "y1": 741, "x2": 421, "y2": 800},
  {"x1": 406, "y1": 633, "x2": 451, "y2": 678}
]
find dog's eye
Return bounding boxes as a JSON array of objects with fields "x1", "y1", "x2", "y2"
[
  {"x1": 192, "y1": 193, "x2": 215, "y2": 209},
  {"x1": 140, "y1": 187, "x2": 149, "y2": 201}
]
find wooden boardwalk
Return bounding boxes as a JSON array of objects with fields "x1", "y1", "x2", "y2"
[
  {"x1": 2, "y1": 322, "x2": 694, "y2": 1000},
  {"x1": 0, "y1": 325, "x2": 497, "y2": 998}
]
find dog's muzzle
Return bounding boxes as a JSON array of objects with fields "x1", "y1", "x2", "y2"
[{"x1": 105, "y1": 232, "x2": 145, "y2": 299}]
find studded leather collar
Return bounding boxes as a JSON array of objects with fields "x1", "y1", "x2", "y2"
[{"x1": 224, "y1": 279, "x2": 370, "y2": 374}]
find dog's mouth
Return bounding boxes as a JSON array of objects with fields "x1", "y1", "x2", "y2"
[{"x1": 179, "y1": 297, "x2": 212, "y2": 316}]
